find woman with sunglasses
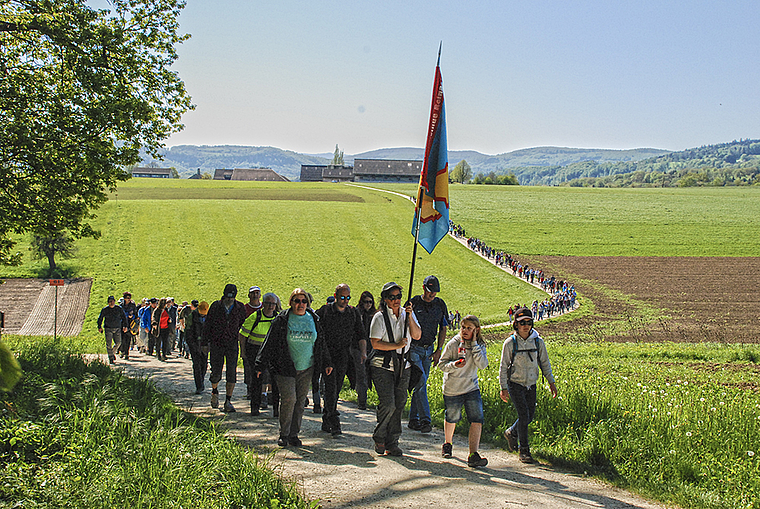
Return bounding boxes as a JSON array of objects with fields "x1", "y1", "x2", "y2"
[
  {"x1": 368, "y1": 282, "x2": 421, "y2": 457},
  {"x1": 255, "y1": 288, "x2": 332, "y2": 447},
  {"x1": 498, "y1": 307, "x2": 557, "y2": 464}
]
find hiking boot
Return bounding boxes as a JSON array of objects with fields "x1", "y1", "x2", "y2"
[
  {"x1": 519, "y1": 448, "x2": 535, "y2": 464},
  {"x1": 442, "y1": 443, "x2": 453, "y2": 458},
  {"x1": 504, "y1": 428, "x2": 519, "y2": 452},
  {"x1": 289, "y1": 436, "x2": 302, "y2": 447},
  {"x1": 195, "y1": 388, "x2": 204, "y2": 395},
  {"x1": 385, "y1": 445, "x2": 403, "y2": 457},
  {"x1": 313, "y1": 402, "x2": 322, "y2": 414},
  {"x1": 357, "y1": 402, "x2": 367, "y2": 411},
  {"x1": 468, "y1": 451, "x2": 488, "y2": 468},
  {"x1": 419, "y1": 421, "x2": 433, "y2": 433},
  {"x1": 321, "y1": 422, "x2": 332, "y2": 433},
  {"x1": 407, "y1": 419, "x2": 421, "y2": 431},
  {"x1": 210, "y1": 391, "x2": 219, "y2": 408},
  {"x1": 222, "y1": 400, "x2": 236, "y2": 413},
  {"x1": 374, "y1": 442, "x2": 385, "y2": 455},
  {"x1": 277, "y1": 436, "x2": 288, "y2": 447},
  {"x1": 250, "y1": 408, "x2": 260, "y2": 416},
  {"x1": 331, "y1": 428, "x2": 343, "y2": 438}
]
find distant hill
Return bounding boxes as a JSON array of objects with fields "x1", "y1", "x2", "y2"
[
  {"x1": 144, "y1": 145, "x2": 670, "y2": 181},
  {"x1": 507, "y1": 139, "x2": 760, "y2": 187}
]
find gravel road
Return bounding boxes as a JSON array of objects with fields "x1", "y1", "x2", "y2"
[{"x1": 112, "y1": 350, "x2": 675, "y2": 509}]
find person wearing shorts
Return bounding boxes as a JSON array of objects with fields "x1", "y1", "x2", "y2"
[{"x1": 438, "y1": 314, "x2": 489, "y2": 467}]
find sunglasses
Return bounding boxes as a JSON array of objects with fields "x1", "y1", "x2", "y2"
[
  {"x1": 361, "y1": 299, "x2": 373, "y2": 304},
  {"x1": 337, "y1": 295, "x2": 351, "y2": 301},
  {"x1": 516, "y1": 319, "x2": 533, "y2": 327},
  {"x1": 386, "y1": 294, "x2": 402, "y2": 301},
  {"x1": 292, "y1": 298, "x2": 309, "y2": 305}
]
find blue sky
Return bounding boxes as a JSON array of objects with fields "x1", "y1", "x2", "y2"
[{"x1": 164, "y1": 0, "x2": 760, "y2": 155}]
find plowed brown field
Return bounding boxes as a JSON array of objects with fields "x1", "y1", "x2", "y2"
[{"x1": 521, "y1": 256, "x2": 760, "y2": 343}]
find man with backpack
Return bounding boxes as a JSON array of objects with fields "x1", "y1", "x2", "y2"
[
  {"x1": 239, "y1": 292, "x2": 279, "y2": 415},
  {"x1": 498, "y1": 307, "x2": 558, "y2": 464}
]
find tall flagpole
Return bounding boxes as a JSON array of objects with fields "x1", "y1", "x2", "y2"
[{"x1": 407, "y1": 42, "x2": 442, "y2": 304}]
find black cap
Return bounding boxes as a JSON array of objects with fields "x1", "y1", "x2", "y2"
[
  {"x1": 423, "y1": 275, "x2": 440, "y2": 293},
  {"x1": 191, "y1": 299, "x2": 199, "y2": 307},
  {"x1": 223, "y1": 284, "x2": 237, "y2": 299},
  {"x1": 149, "y1": 297, "x2": 158, "y2": 303},
  {"x1": 107, "y1": 295, "x2": 116, "y2": 302},
  {"x1": 514, "y1": 307, "x2": 533, "y2": 321}
]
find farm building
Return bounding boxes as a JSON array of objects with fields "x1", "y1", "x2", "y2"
[
  {"x1": 353, "y1": 159, "x2": 421, "y2": 183},
  {"x1": 213, "y1": 168, "x2": 289, "y2": 181},
  {"x1": 299, "y1": 160, "x2": 421, "y2": 183},
  {"x1": 300, "y1": 165, "x2": 327, "y2": 182},
  {"x1": 132, "y1": 167, "x2": 172, "y2": 178}
]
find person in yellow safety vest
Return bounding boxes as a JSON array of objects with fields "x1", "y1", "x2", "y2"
[{"x1": 240, "y1": 292, "x2": 281, "y2": 416}]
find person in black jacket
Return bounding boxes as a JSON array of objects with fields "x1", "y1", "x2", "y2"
[
  {"x1": 203, "y1": 284, "x2": 247, "y2": 413},
  {"x1": 184, "y1": 300, "x2": 209, "y2": 394},
  {"x1": 97, "y1": 295, "x2": 128, "y2": 364},
  {"x1": 316, "y1": 284, "x2": 366, "y2": 437},
  {"x1": 255, "y1": 288, "x2": 333, "y2": 447}
]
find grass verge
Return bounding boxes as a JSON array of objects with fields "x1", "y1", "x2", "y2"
[{"x1": 0, "y1": 337, "x2": 314, "y2": 509}]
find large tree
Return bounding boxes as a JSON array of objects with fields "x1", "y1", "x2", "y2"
[
  {"x1": 0, "y1": 0, "x2": 193, "y2": 264},
  {"x1": 449, "y1": 159, "x2": 472, "y2": 184}
]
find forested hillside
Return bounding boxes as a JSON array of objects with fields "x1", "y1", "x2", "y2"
[{"x1": 476, "y1": 139, "x2": 760, "y2": 187}]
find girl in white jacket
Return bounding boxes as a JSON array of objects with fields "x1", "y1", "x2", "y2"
[{"x1": 437, "y1": 315, "x2": 489, "y2": 467}]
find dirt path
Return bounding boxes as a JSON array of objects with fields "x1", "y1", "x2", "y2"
[{"x1": 109, "y1": 350, "x2": 674, "y2": 509}]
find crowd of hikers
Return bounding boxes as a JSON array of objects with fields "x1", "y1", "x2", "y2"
[
  {"x1": 449, "y1": 220, "x2": 578, "y2": 320},
  {"x1": 95, "y1": 224, "x2": 576, "y2": 467},
  {"x1": 98, "y1": 277, "x2": 559, "y2": 467}
]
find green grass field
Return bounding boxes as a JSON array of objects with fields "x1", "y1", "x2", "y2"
[
  {"x1": 371, "y1": 183, "x2": 760, "y2": 256},
  {"x1": 1, "y1": 180, "x2": 547, "y2": 346}
]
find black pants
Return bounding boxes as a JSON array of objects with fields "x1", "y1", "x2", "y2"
[
  {"x1": 322, "y1": 351, "x2": 349, "y2": 431},
  {"x1": 371, "y1": 366, "x2": 410, "y2": 448},
  {"x1": 245, "y1": 342, "x2": 264, "y2": 411},
  {"x1": 157, "y1": 328, "x2": 171, "y2": 358},
  {"x1": 507, "y1": 381, "x2": 537, "y2": 450},
  {"x1": 188, "y1": 342, "x2": 208, "y2": 392}
]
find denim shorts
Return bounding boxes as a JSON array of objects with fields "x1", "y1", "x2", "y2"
[{"x1": 443, "y1": 389, "x2": 484, "y2": 424}]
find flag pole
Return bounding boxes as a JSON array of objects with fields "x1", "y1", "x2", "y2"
[
  {"x1": 408, "y1": 185, "x2": 424, "y2": 303},
  {"x1": 407, "y1": 42, "x2": 442, "y2": 303}
]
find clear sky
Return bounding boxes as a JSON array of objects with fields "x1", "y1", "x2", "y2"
[{"x1": 164, "y1": 0, "x2": 760, "y2": 155}]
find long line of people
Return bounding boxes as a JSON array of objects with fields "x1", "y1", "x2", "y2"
[{"x1": 449, "y1": 220, "x2": 578, "y2": 319}]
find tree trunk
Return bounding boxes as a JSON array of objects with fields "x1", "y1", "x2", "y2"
[{"x1": 47, "y1": 251, "x2": 57, "y2": 275}]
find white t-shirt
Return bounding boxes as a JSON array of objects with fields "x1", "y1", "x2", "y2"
[{"x1": 369, "y1": 307, "x2": 419, "y2": 371}]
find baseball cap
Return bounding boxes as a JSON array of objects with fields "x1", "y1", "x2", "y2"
[
  {"x1": 107, "y1": 295, "x2": 115, "y2": 302},
  {"x1": 191, "y1": 299, "x2": 199, "y2": 307},
  {"x1": 149, "y1": 297, "x2": 158, "y2": 303},
  {"x1": 423, "y1": 275, "x2": 440, "y2": 293},
  {"x1": 514, "y1": 307, "x2": 533, "y2": 322},
  {"x1": 223, "y1": 284, "x2": 237, "y2": 299},
  {"x1": 249, "y1": 286, "x2": 261, "y2": 293},
  {"x1": 123, "y1": 291, "x2": 131, "y2": 298}
]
